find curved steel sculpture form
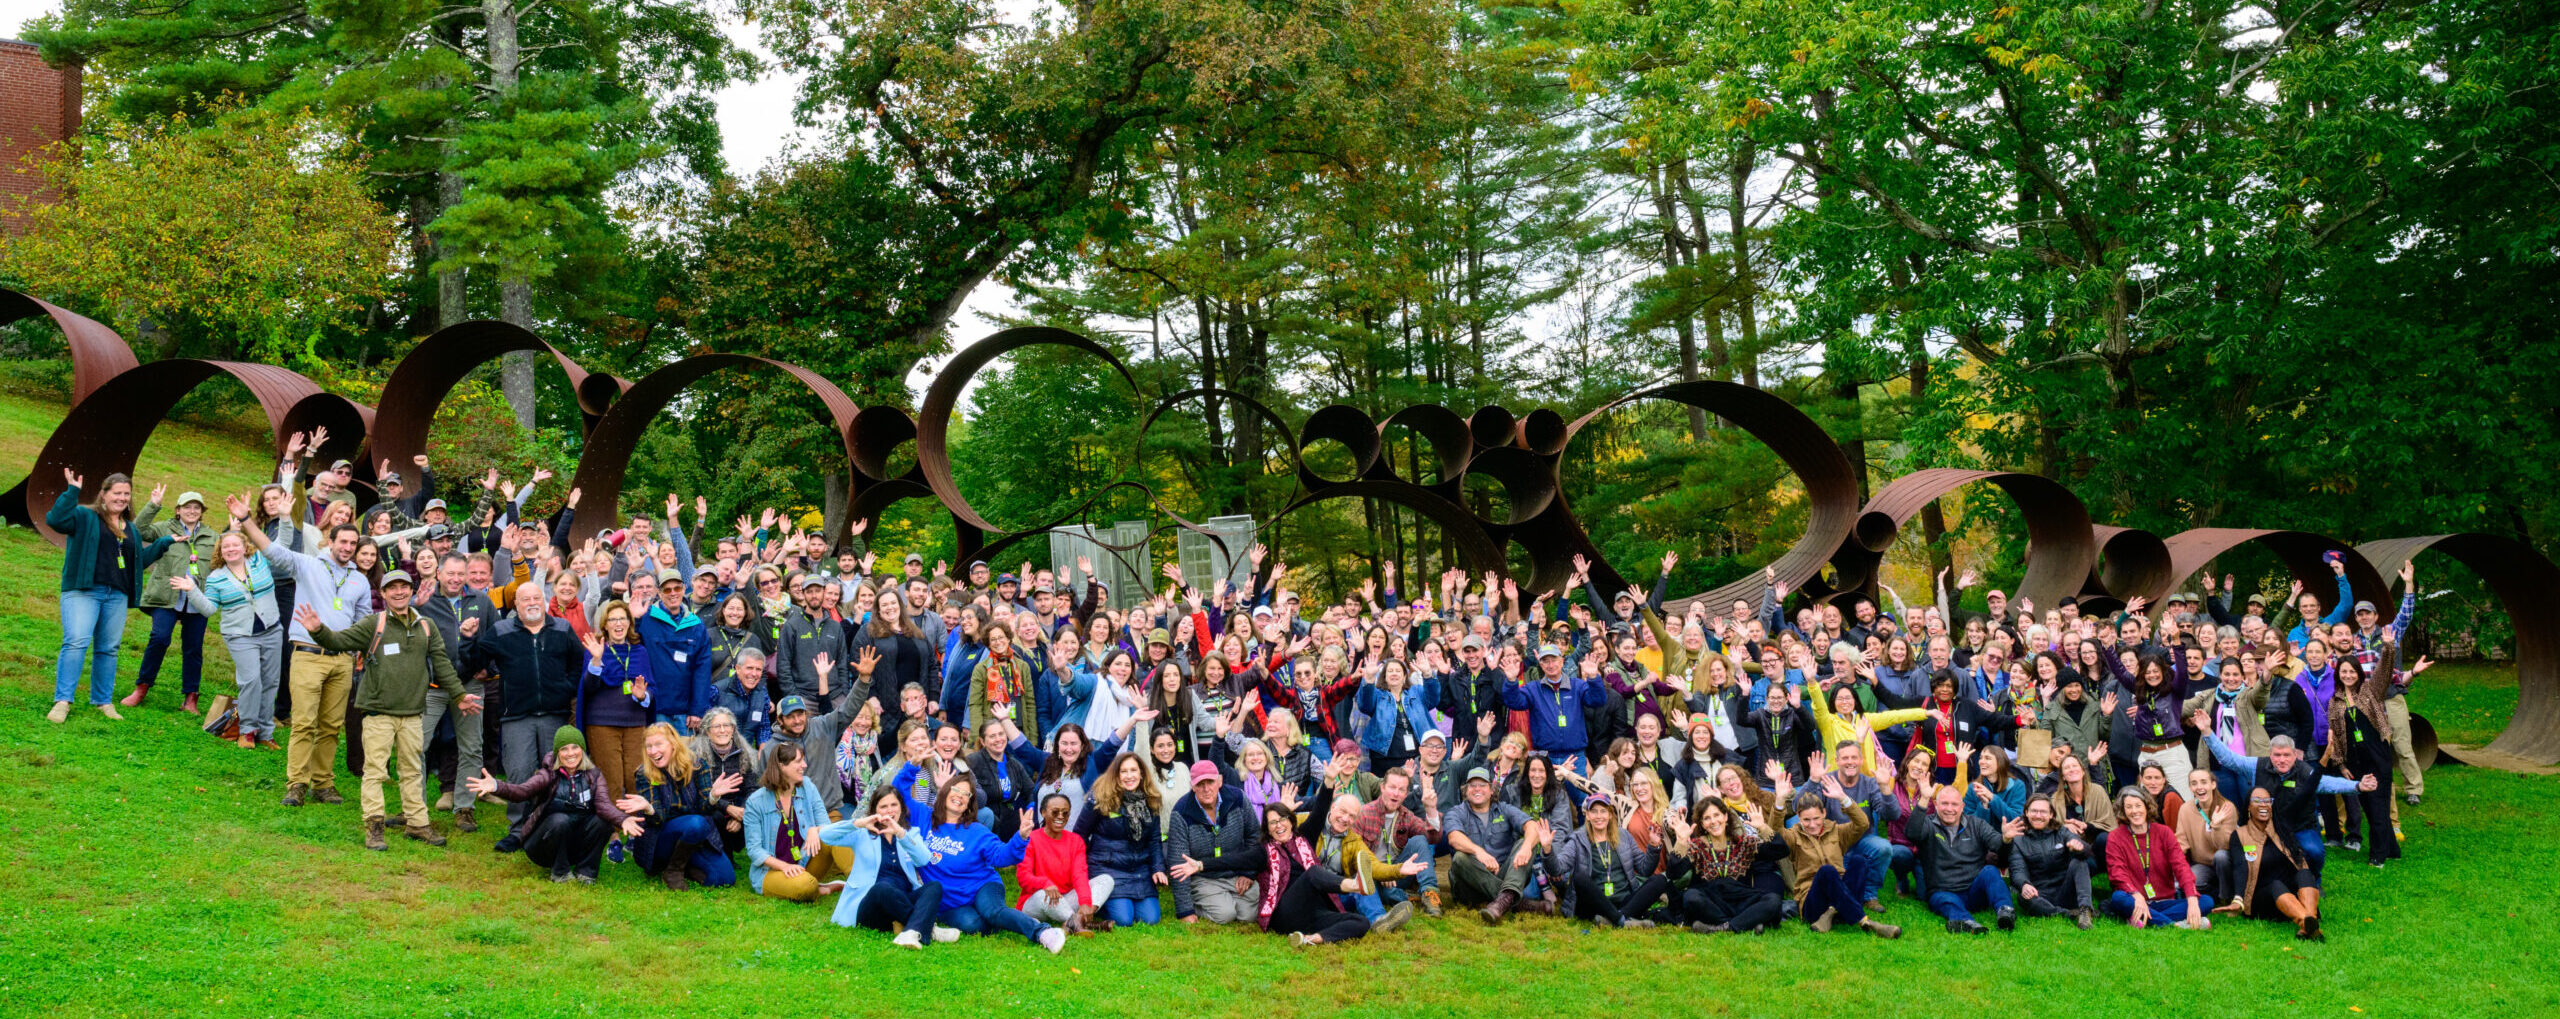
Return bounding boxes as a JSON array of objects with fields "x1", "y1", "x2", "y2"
[{"x1": 7, "y1": 284, "x2": 2553, "y2": 763}]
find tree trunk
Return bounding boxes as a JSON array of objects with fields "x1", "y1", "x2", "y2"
[
  {"x1": 500, "y1": 282, "x2": 536, "y2": 429},
  {"x1": 822, "y1": 472, "x2": 849, "y2": 550},
  {"x1": 1650, "y1": 163, "x2": 1708, "y2": 438},
  {"x1": 1727, "y1": 142, "x2": 1763, "y2": 389},
  {"x1": 435, "y1": 170, "x2": 466, "y2": 330},
  {"x1": 1909, "y1": 352, "x2": 1952, "y2": 581}
]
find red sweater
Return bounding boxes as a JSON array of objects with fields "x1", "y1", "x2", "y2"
[
  {"x1": 1016, "y1": 828, "x2": 1095, "y2": 908},
  {"x1": 2104, "y1": 822, "x2": 2196, "y2": 902}
]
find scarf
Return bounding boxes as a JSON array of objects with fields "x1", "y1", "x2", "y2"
[
  {"x1": 1240, "y1": 769, "x2": 1284, "y2": 817},
  {"x1": 838, "y1": 725, "x2": 875, "y2": 797},
  {"x1": 2232, "y1": 815, "x2": 2306, "y2": 917},
  {"x1": 2211, "y1": 686, "x2": 2248, "y2": 756},
  {"x1": 1257, "y1": 835, "x2": 1319, "y2": 929}
]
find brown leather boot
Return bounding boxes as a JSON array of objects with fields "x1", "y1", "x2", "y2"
[
  {"x1": 661, "y1": 859, "x2": 692, "y2": 892},
  {"x1": 118, "y1": 683, "x2": 150, "y2": 708},
  {"x1": 182, "y1": 692, "x2": 200, "y2": 714},
  {"x1": 363, "y1": 817, "x2": 389, "y2": 851},
  {"x1": 1479, "y1": 889, "x2": 1518, "y2": 926},
  {"x1": 453, "y1": 808, "x2": 479, "y2": 834},
  {"x1": 402, "y1": 823, "x2": 448, "y2": 847}
]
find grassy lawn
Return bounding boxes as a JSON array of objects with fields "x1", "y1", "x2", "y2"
[{"x1": 1, "y1": 391, "x2": 2555, "y2": 1017}]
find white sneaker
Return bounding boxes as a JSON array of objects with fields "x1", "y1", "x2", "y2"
[
  {"x1": 891, "y1": 930, "x2": 924, "y2": 949},
  {"x1": 1038, "y1": 927, "x2": 1067, "y2": 954},
  {"x1": 931, "y1": 926, "x2": 961, "y2": 944},
  {"x1": 46, "y1": 702, "x2": 70, "y2": 723},
  {"x1": 2177, "y1": 916, "x2": 2212, "y2": 931}
]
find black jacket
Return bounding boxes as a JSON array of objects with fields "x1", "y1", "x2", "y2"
[
  {"x1": 2007, "y1": 824, "x2": 2085, "y2": 892},
  {"x1": 968, "y1": 749, "x2": 1040, "y2": 839},
  {"x1": 1911, "y1": 811, "x2": 2005, "y2": 896},
  {"x1": 418, "y1": 590, "x2": 500, "y2": 680},
  {"x1": 849, "y1": 626, "x2": 936, "y2": 725},
  {"x1": 464, "y1": 616, "x2": 589, "y2": 720}
]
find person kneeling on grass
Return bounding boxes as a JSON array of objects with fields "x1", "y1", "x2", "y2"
[
  {"x1": 620, "y1": 722, "x2": 743, "y2": 891},
  {"x1": 1018, "y1": 793, "x2": 1113, "y2": 934},
  {"x1": 2104, "y1": 787, "x2": 2213, "y2": 930},
  {"x1": 1774, "y1": 772, "x2": 1901, "y2": 939},
  {"x1": 1257, "y1": 795, "x2": 1378, "y2": 948},
  {"x1": 918, "y1": 772, "x2": 1067, "y2": 953},
  {"x1": 2007, "y1": 794, "x2": 2095, "y2": 929},
  {"x1": 464, "y1": 726, "x2": 639, "y2": 883},
  {"x1": 815, "y1": 786, "x2": 948, "y2": 948},
  {"x1": 1911, "y1": 785, "x2": 2015, "y2": 934}
]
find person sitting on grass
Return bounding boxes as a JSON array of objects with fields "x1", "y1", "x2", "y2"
[
  {"x1": 1770, "y1": 767, "x2": 1900, "y2": 939},
  {"x1": 1258, "y1": 801, "x2": 1374, "y2": 947},
  {"x1": 1446, "y1": 767, "x2": 1545, "y2": 924},
  {"x1": 746, "y1": 743, "x2": 850, "y2": 902},
  {"x1": 2006, "y1": 794, "x2": 2095, "y2": 929},
  {"x1": 1911, "y1": 785, "x2": 2015, "y2": 934},
  {"x1": 2103, "y1": 787, "x2": 2213, "y2": 930},
  {"x1": 1075, "y1": 753, "x2": 1172, "y2": 927},
  {"x1": 815, "y1": 785, "x2": 947, "y2": 947},
  {"x1": 1167, "y1": 761, "x2": 1264, "y2": 925},
  {"x1": 916, "y1": 772, "x2": 1067, "y2": 953},
  {"x1": 463, "y1": 726, "x2": 639, "y2": 883},
  {"x1": 620, "y1": 722, "x2": 743, "y2": 891},
  {"x1": 1669, "y1": 797, "x2": 1787, "y2": 934},
  {"x1": 1543, "y1": 794, "x2": 1667, "y2": 929},
  {"x1": 2221, "y1": 786, "x2": 2325, "y2": 941},
  {"x1": 1018, "y1": 793, "x2": 1113, "y2": 934}
]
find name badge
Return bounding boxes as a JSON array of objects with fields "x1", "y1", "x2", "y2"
[
  {"x1": 2282, "y1": 780, "x2": 2296, "y2": 789},
  {"x1": 672, "y1": 651, "x2": 688, "y2": 663},
  {"x1": 333, "y1": 598, "x2": 345, "y2": 612},
  {"x1": 382, "y1": 642, "x2": 402, "y2": 656}
]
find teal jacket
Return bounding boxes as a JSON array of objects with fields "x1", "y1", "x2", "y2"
[{"x1": 48, "y1": 486, "x2": 172, "y2": 595}]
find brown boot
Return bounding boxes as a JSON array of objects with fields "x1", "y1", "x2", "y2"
[
  {"x1": 1479, "y1": 890, "x2": 1518, "y2": 926},
  {"x1": 402, "y1": 823, "x2": 448, "y2": 847},
  {"x1": 363, "y1": 817, "x2": 389, "y2": 851},
  {"x1": 661, "y1": 860, "x2": 692, "y2": 892},
  {"x1": 453, "y1": 808, "x2": 480, "y2": 834},
  {"x1": 316, "y1": 787, "x2": 344, "y2": 805},
  {"x1": 118, "y1": 683, "x2": 151, "y2": 708},
  {"x1": 1516, "y1": 893, "x2": 1557, "y2": 916},
  {"x1": 182, "y1": 693, "x2": 200, "y2": 714}
]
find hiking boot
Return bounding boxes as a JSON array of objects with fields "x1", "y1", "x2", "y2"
[
  {"x1": 281, "y1": 783, "x2": 309, "y2": 808},
  {"x1": 454, "y1": 809, "x2": 479, "y2": 834},
  {"x1": 661, "y1": 864, "x2": 691, "y2": 892},
  {"x1": 402, "y1": 823, "x2": 447, "y2": 847},
  {"x1": 1810, "y1": 907, "x2": 1838, "y2": 933},
  {"x1": 1949, "y1": 918, "x2": 1988, "y2": 934},
  {"x1": 1422, "y1": 889, "x2": 1444, "y2": 917},
  {"x1": 46, "y1": 701, "x2": 70, "y2": 723},
  {"x1": 1516, "y1": 896, "x2": 1556, "y2": 916},
  {"x1": 1479, "y1": 890, "x2": 1518, "y2": 926},
  {"x1": 1374, "y1": 900, "x2": 1415, "y2": 934},
  {"x1": 1862, "y1": 898, "x2": 1887, "y2": 915},
  {"x1": 1860, "y1": 917, "x2": 1902, "y2": 939},
  {"x1": 97, "y1": 704, "x2": 125, "y2": 721},
  {"x1": 2073, "y1": 907, "x2": 2094, "y2": 931},
  {"x1": 1997, "y1": 906, "x2": 2017, "y2": 931},
  {"x1": 316, "y1": 787, "x2": 344, "y2": 805},
  {"x1": 363, "y1": 817, "x2": 389, "y2": 851}
]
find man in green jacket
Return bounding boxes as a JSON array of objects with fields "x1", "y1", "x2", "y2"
[{"x1": 299, "y1": 570, "x2": 469, "y2": 851}]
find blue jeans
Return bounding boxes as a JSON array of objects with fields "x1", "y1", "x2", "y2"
[
  {"x1": 56, "y1": 587, "x2": 129, "y2": 705},
  {"x1": 632, "y1": 814, "x2": 738, "y2": 887},
  {"x1": 1926, "y1": 865, "x2": 2013, "y2": 922},
  {"x1": 1889, "y1": 843, "x2": 1917, "y2": 892},
  {"x1": 944, "y1": 881, "x2": 1049, "y2": 943},
  {"x1": 1801, "y1": 857, "x2": 1873, "y2": 926},
  {"x1": 138, "y1": 606, "x2": 209, "y2": 694},
  {"x1": 652, "y1": 712, "x2": 692, "y2": 733},
  {"x1": 1850, "y1": 835, "x2": 1892, "y2": 903},
  {"x1": 1103, "y1": 892, "x2": 1164, "y2": 926},
  {"x1": 2296, "y1": 828, "x2": 2326, "y2": 874},
  {"x1": 2108, "y1": 889, "x2": 2213, "y2": 926}
]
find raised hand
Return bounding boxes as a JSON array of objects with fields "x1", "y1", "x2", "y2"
[
  {"x1": 294, "y1": 605, "x2": 324, "y2": 632},
  {"x1": 711, "y1": 772, "x2": 743, "y2": 798},
  {"x1": 580, "y1": 632, "x2": 606, "y2": 659},
  {"x1": 566, "y1": 487, "x2": 582, "y2": 509},
  {"x1": 1957, "y1": 568, "x2": 1977, "y2": 590},
  {"x1": 464, "y1": 769, "x2": 500, "y2": 796}
]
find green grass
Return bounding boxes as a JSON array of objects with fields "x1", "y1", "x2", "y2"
[{"x1": 2, "y1": 393, "x2": 2557, "y2": 1017}]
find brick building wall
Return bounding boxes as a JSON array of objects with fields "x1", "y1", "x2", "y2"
[{"x1": 1, "y1": 39, "x2": 83, "y2": 233}]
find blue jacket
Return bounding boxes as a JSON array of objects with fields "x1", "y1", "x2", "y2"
[
  {"x1": 638, "y1": 602, "x2": 715, "y2": 718},
  {"x1": 578, "y1": 641, "x2": 655, "y2": 729},
  {"x1": 1502, "y1": 675, "x2": 1608, "y2": 754},
  {"x1": 1355, "y1": 678, "x2": 1442, "y2": 755},
  {"x1": 1047, "y1": 662, "x2": 1100, "y2": 743},
  {"x1": 743, "y1": 777, "x2": 832, "y2": 894},
  {"x1": 919, "y1": 822, "x2": 1029, "y2": 909},
  {"x1": 709, "y1": 675, "x2": 774, "y2": 747},
  {"x1": 2287, "y1": 574, "x2": 2355, "y2": 647},
  {"x1": 938, "y1": 632, "x2": 988, "y2": 728},
  {"x1": 816, "y1": 819, "x2": 930, "y2": 928}
]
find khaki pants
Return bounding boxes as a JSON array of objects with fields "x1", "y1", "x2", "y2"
[
  {"x1": 760, "y1": 841, "x2": 856, "y2": 902},
  {"x1": 287, "y1": 650, "x2": 354, "y2": 791},
  {"x1": 2385, "y1": 696, "x2": 2424, "y2": 797},
  {"x1": 586, "y1": 725, "x2": 648, "y2": 801},
  {"x1": 361, "y1": 713, "x2": 429, "y2": 827}
]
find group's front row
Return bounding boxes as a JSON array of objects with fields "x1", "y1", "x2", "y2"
[{"x1": 458, "y1": 729, "x2": 2355, "y2": 950}]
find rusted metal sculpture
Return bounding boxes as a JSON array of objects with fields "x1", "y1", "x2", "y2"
[{"x1": 5, "y1": 285, "x2": 2553, "y2": 763}]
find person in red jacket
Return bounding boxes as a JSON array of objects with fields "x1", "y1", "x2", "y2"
[
  {"x1": 1018, "y1": 793, "x2": 1113, "y2": 933},
  {"x1": 2103, "y1": 786, "x2": 2213, "y2": 929}
]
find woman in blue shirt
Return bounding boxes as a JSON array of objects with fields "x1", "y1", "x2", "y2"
[{"x1": 917, "y1": 771, "x2": 1065, "y2": 953}]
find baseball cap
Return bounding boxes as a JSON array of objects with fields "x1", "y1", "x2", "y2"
[
  {"x1": 1188, "y1": 761, "x2": 1220, "y2": 785},
  {"x1": 1459, "y1": 634, "x2": 1485, "y2": 651},
  {"x1": 2353, "y1": 600, "x2": 2377, "y2": 614},
  {"x1": 969, "y1": 560, "x2": 988, "y2": 571},
  {"x1": 905, "y1": 552, "x2": 925, "y2": 565},
  {"x1": 776, "y1": 695, "x2": 810, "y2": 716},
  {"x1": 1147, "y1": 628, "x2": 1172, "y2": 646},
  {"x1": 1536, "y1": 644, "x2": 1563, "y2": 659},
  {"x1": 379, "y1": 471, "x2": 403, "y2": 486},
  {"x1": 1464, "y1": 766, "x2": 1492, "y2": 785},
  {"x1": 425, "y1": 523, "x2": 452, "y2": 541},
  {"x1": 1421, "y1": 730, "x2": 1447, "y2": 745},
  {"x1": 694, "y1": 565, "x2": 719, "y2": 579},
  {"x1": 799, "y1": 573, "x2": 831, "y2": 589},
  {"x1": 423, "y1": 498, "x2": 448, "y2": 512},
  {"x1": 174, "y1": 490, "x2": 204, "y2": 507},
  {"x1": 656, "y1": 569, "x2": 682, "y2": 584},
  {"x1": 379, "y1": 569, "x2": 415, "y2": 588},
  {"x1": 328, "y1": 458, "x2": 353, "y2": 472}
]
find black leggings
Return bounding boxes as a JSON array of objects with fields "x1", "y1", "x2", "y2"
[
  {"x1": 1569, "y1": 871, "x2": 1671, "y2": 925},
  {"x1": 1682, "y1": 878, "x2": 1783, "y2": 931},
  {"x1": 524, "y1": 812, "x2": 612, "y2": 878},
  {"x1": 2352, "y1": 786, "x2": 2400, "y2": 864},
  {"x1": 1269, "y1": 864, "x2": 1370, "y2": 943}
]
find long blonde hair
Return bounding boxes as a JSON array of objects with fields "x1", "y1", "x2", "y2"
[
  {"x1": 1090, "y1": 752, "x2": 1163, "y2": 815},
  {"x1": 639, "y1": 722, "x2": 697, "y2": 786}
]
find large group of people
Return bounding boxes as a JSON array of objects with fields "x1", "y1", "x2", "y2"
[{"x1": 45, "y1": 435, "x2": 2439, "y2": 950}]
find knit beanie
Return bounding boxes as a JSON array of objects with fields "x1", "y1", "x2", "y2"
[{"x1": 553, "y1": 725, "x2": 587, "y2": 752}]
